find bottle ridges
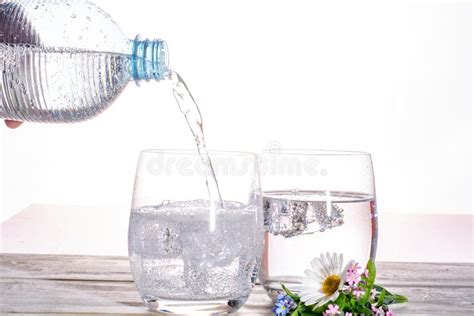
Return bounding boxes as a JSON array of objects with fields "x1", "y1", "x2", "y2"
[{"x1": 0, "y1": 44, "x2": 130, "y2": 122}]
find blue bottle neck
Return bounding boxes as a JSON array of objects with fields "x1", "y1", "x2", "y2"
[{"x1": 131, "y1": 36, "x2": 170, "y2": 82}]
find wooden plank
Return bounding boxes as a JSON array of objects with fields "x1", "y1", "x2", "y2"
[
  {"x1": 0, "y1": 254, "x2": 132, "y2": 281},
  {"x1": 376, "y1": 262, "x2": 474, "y2": 287},
  {"x1": 1, "y1": 278, "x2": 473, "y2": 314},
  {"x1": 1, "y1": 254, "x2": 473, "y2": 287},
  {"x1": 1, "y1": 254, "x2": 473, "y2": 314},
  {"x1": 0, "y1": 278, "x2": 148, "y2": 315}
]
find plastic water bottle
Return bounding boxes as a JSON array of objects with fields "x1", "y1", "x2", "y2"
[{"x1": 0, "y1": 0, "x2": 169, "y2": 123}]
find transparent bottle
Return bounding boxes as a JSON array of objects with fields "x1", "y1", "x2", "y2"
[{"x1": 0, "y1": 0, "x2": 169, "y2": 123}]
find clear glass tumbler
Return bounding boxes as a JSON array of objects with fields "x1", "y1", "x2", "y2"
[
  {"x1": 128, "y1": 150, "x2": 264, "y2": 315},
  {"x1": 258, "y1": 150, "x2": 378, "y2": 298}
]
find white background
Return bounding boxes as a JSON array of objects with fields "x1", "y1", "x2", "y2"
[{"x1": 0, "y1": 1, "x2": 472, "y2": 224}]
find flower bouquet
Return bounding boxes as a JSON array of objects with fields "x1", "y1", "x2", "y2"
[{"x1": 272, "y1": 253, "x2": 407, "y2": 316}]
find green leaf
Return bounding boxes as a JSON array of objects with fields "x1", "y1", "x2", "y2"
[
  {"x1": 350, "y1": 297, "x2": 356, "y2": 306},
  {"x1": 334, "y1": 293, "x2": 348, "y2": 310},
  {"x1": 361, "y1": 260, "x2": 376, "y2": 304},
  {"x1": 296, "y1": 305, "x2": 312, "y2": 315},
  {"x1": 373, "y1": 284, "x2": 390, "y2": 295},
  {"x1": 376, "y1": 289, "x2": 386, "y2": 307},
  {"x1": 366, "y1": 260, "x2": 377, "y2": 287},
  {"x1": 373, "y1": 284, "x2": 408, "y2": 305},
  {"x1": 290, "y1": 309, "x2": 300, "y2": 316},
  {"x1": 351, "y1": 301, "x2": 372, "y2": 315},
  {"x1": 298, "y1": 304, "x2": 319, "y2": 316},
  {"x1": 281, "y1": 284, "x2": 300, "y2": 302},
  {"x1": 389, "y1": 293, "x2": 408, "y2": 304},
  {"x1": 310, "y1": 303, "x2": 328, "y2": 313},
  {"x1": 360, "y1": 305, "x2": 374, "y2": 315}
]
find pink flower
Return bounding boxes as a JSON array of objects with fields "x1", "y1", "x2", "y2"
[
  {"x1": 347, "y1": 262, "x2": 362, "y2": 273},
  {"x1": 345, "y1": 271, "x2": 361, "y2": 286},
  {"x1": 352, "y1": 288, "x2": 364, "y2": 298},
  {"x1": 345, "y1": 313, "x2": 352, "y2": 316},
  {"x1": 325, "y1": 304, "x2": 340, "y2": 315},
  {"x1": 371, "y1": 305, "x2": 382, "y2": 315},
  {"x1": 386, "y1": 309, "x2": 394, "y2": 316},
  {"x1": 345, "y1": 262, "x2": 363, "y2": 287},
  {"x1": 370, "y1": 288, "x2": 377, "y2": 300}
]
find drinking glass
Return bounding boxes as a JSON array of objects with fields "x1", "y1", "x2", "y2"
[
  {"x1": 258, "y1": 150, "x2": 377, "y2": 298},
  {"x1": 128, "y1": 150, "x2": 263, "y2": 315}
]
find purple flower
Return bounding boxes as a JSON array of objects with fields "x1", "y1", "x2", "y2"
[
  {"x1": 345, "y1": 313, "x2": 353, "y2": 316},
  {"x1": 324, "y1": 304, "x2": 340, "y2": 315},
  {"x1": 386, "y1": 309, "x2": 394, "y2": 316},
  {"x1": 272, "y1": 294, "x2": 296, "y2": 316}
]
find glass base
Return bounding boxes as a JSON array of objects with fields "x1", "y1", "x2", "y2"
[{"x1": 142, "y1": 296, "x2": 247, "y2": 315}]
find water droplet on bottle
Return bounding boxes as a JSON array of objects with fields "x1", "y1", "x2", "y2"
[
  {"x1": 86, "y1": 16, "x2": 91, "y2": 21},
  {"x1": 78, "y1": 36, "x2": 83, "y2": 40},
  {"x1": 71, "y1": 13, "x2": 76, "y2": 18},
  {"x1": 33, "y1": 5, "x2": 39, "y2": 9}
]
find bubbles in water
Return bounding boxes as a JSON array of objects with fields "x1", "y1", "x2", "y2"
[{"x1": 128, "y1": 200, "x2": 261, "y2": 300}]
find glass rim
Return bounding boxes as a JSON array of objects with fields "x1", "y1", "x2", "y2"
[
  {"x1": 261, "y1": 149, "x2": 371, "y2": 156},
  {"x1": 140, "y1": 149, "x2": 258, "y2": 157}
]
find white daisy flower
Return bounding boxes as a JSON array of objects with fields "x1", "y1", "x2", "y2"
[{"x1": 290, "y1": 252, "x2": 353, "y2": 307}]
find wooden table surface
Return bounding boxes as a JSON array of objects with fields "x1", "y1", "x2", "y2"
[{"x1": 0, "y1": 254, "x2": 473, "y2": 315}]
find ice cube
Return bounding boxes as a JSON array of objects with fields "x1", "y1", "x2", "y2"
[
  {"x1": 129, "y1": 208, "x2": 183, "y2": 258},
  {"x1": 182, "y1": 219, "x2": 241, "y2": 268},
  {"x1": 264, "y1": 197, "x2": 344, "y2": 238}
]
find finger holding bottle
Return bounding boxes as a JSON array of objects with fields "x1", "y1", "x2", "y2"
[{"x1": 4, "y1": 120, "x2": 23, "y2": 129}]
